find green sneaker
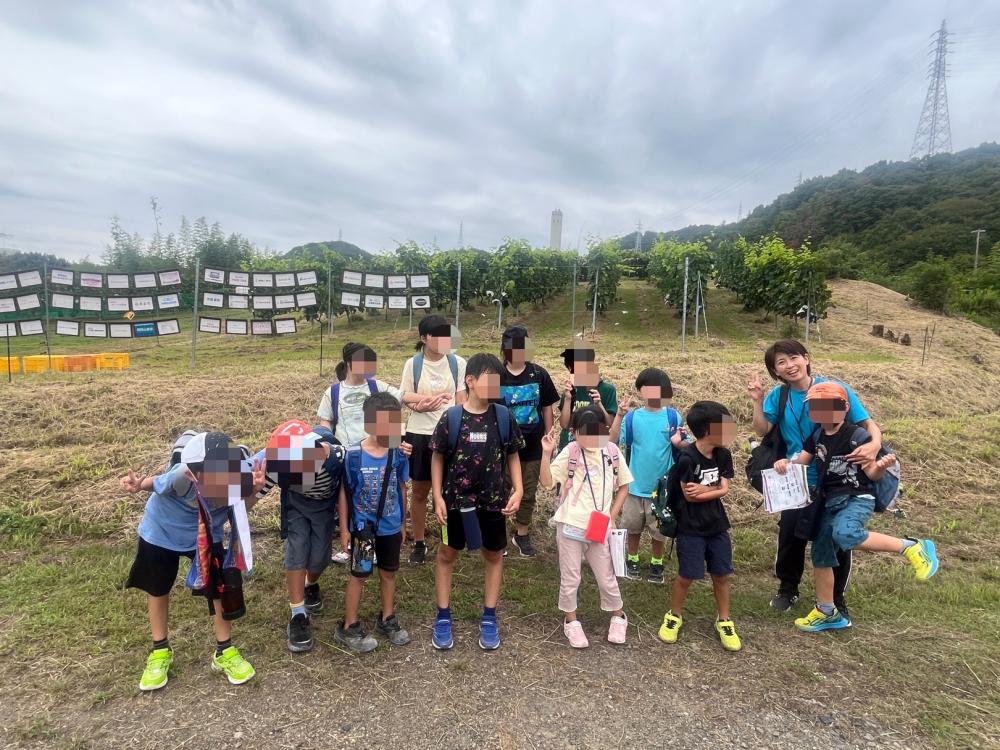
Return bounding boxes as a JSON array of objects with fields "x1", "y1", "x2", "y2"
[
  {"x1": 139, "y1": 647, "x2": 172, "y2": 691},
  {"x1": 211, "y1": 646, "x2": 256, "y2": 685}
]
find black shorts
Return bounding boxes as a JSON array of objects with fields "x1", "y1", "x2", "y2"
[
  {"x1": 406, "y1": 432, "x2": 434, "y2": 482},
  {"x1": 349, "y1": 532, "x2": 403, "y2": 578},
  {"x1": 125, "y1": 537, "x2": 224, "y2": 597},
  {"x1": 443, "y1": 507, "x2": 507, "y2": 552}
]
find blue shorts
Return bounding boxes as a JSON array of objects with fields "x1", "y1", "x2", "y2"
[
  {"x1": 676, "y1": 531, "x2": 733, "y2": 580},
  {"x1": 812, "y1": 493, "x2": 874, "y2": 568}
]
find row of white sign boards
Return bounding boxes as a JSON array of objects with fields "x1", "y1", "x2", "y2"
[
  {"x1": 1, "y1": 317, "x2": 298, "y2": 337},
  {"x1": 202, "y1": 292, "x2": 317, "y2": 310},
  {"x1": 341, "y1": 271, "x2": 429, "y2": 290},
  {"x1": 341, "y1": 292, "x2": 430, "y2": 309},
  {"x1": 202, "y1": 269, "x2": 318, "y2": 288}
]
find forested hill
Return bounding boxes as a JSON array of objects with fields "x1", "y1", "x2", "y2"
[{"x1": 624, "y1": 143, "x2": 1000, "y2": 277}]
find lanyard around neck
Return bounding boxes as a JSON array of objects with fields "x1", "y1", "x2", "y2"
[{"x1": 578, "y1": 449, "x2": 608, "y2": 512}]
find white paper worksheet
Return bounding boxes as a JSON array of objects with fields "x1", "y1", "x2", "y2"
[
  {"x1": 762, "y1": 465, "x2": 811, "y2": 513},
  {"x1": 609, "y1": 528, "x2": 627, "y2": 577}
]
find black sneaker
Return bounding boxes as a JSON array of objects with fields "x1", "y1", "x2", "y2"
[
  {"x1": 409, "y1": 541, "x2": 427, "y2": 565},
  {"x1": 834, "y1": 599, "x2": 852, "y2": 627},
  {"x1": 646, "y1": 562, "x2": 665, "y2": 584},
  {"x1": 335, "y1": 622, "x2": 378, "y2": 654},
  {"x1": 304, "y1": 582, "x2": 323, "y2": 614},
  {"x1": 511, "y1": 533, "x2": 537, "y2": 558},
  {"x1": 625, "y1": 558, "x2": 641, "y2": 580},
  {"x1": 287, "y1": 613, "x2": 314, "y2": 653},
  {"x1": 375, "y1": 614, "x2": 412, "y2": 646},
  {"x1": 770, "y1": 589, "x2": 800, "y2": 612}
]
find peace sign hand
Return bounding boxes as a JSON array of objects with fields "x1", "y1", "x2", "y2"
[{"x1": 747, "y1": 373, "x2": 765, "y2": 403}]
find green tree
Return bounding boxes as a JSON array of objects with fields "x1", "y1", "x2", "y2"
[{"x1": 906, "y1": 255, "x2": 954, "y2": 311}]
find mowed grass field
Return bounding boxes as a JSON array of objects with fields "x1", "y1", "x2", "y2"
[{"x1": 1, "y1": 279, "x2": 999, "y2": 749}]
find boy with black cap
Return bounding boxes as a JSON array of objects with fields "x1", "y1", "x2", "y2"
[
  {"x1": 120, "y1": 431, "x2": 266, "y2": 690},
  {"x1": 557, "y1": 344, "x2": 618, "y2": 451},
  {"x1": 499, "y1": 325, "x2": 559, "y2": 556}
]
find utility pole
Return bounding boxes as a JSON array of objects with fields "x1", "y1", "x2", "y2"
[
  {"x1": 454, "y1": 262, "x2": 462, "y2": 328},
  {"x1": 910, "y1": 19, "x2": 953, "y2": 159},
  {"x1": 570, "y1": 254, "x2": 577, "y2": 333},
  {"x1": 458, "y1": 221, "x2": 464, "y2": 250},
  {"x1": 681, "y1": 256, "x2": 690, "y2": 354},
  {"x1": 190, "y1": 257, "x2": 200, "y2": 370},
  {"x1": 972, "y1": 229, "x2": 986, "y2": 272},
  {"x1": 591, "y1": 265, "x2": 599, "y2": 335}
]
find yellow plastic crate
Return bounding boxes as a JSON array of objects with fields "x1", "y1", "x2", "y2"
[
  {"x1": 1, "y1": 357, "x2": 20, "y2": 375},
  {"x1": 22, "y1": 355, "x2": 50, "y2": 373},
  {"x1": 63, "y1": 355, "x2": 97, "y2": 372},
  {"x1": 96, "y1": 352, "x2": 130, "y2": 370},
  {"x1": 49, "y1": 355, "x2": 67, "y2": 372}
]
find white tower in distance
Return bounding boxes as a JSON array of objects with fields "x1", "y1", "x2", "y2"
[{"x1": 550, "y1": 209, "x2": 563, "y2": 251}]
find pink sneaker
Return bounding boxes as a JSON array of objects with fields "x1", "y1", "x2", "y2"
[
  {"x1": 607, "y1": 614, "x2": 628, "y2": 644},
  {"x1": 563, "y1": 619, "x2": 589, "y2": 648}
]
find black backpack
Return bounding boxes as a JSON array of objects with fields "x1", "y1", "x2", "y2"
[{"x1": 744, "y1": 385, "x2": 789, "y2": 494}]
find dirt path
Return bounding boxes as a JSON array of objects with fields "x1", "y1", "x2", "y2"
[{"x1": 2, "y1": 612, "x2": 924, "y2": 750}]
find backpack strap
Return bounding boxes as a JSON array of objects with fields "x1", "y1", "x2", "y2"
[
  {"x1": 329, "y1": 382, "x2": 341, "y2": 427},
  {"x1": 366, "y1": 377, "x2": 378, "y2": 395},
  {"x1": 493, "y1": 403, "x2": 511, "y2": 446},
  {"x1": 345, "y1": 445, "x2": 363, "y2": 491},
  {"x1": 412, "y1": 353, "x2": 424, "y2": 390},
  {"x1": 777, "y1": 384, "x2": 790, "y2": 420},
  {"x1": 667, "y1": 408, "x2": 681, "y2": 433},
  {"x1": 622, "y1": 410, "x2": 634, "y2": 447},
  {"x1": 446, "y1": 354, "x2": 459, "y2": 390}
]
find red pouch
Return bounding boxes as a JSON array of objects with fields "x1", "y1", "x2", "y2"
[{"x1": 584, "y1": 511, "x2": 610, "y2": 543}]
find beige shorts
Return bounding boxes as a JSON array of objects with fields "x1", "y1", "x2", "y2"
[{"x1": 620, "y1": 494, "x2": 666, "y2": 542}]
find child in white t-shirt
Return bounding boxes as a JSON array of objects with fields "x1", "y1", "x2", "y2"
[{"x1": 540, "y1": 405, "x2": 632, "y2": 648}]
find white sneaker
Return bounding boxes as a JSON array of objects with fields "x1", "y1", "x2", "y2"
[{"x1": 331, "y1": 550, "x2": 350, "y2": 565}]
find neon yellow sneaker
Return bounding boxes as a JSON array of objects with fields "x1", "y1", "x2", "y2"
[
  {"x1": 139, "y1": 647, "x2": 172, "y2": 691},
  {"x1": 715, "y1": 620, "x2": 742, "y2": 651},
  {"x1": 658, "y1": 612, "x2": 682, "y2": 644},
  {"x1": 903, "y1": 538, "x2": 939, "y2": 581},
  {"x1": 795, "y1": 607, "x2": 850, "y2": 632},
  {"x1": 211, "y1": 646, "x2": 255, "y2": 685}
]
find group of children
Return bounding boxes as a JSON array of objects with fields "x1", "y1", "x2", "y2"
[{"x1": 121, "y1": 323, "x2": 940, "y2": 690}]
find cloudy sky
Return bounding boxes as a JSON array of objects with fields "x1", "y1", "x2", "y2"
[{"x1": 1, "y1": 0, "x2": 999, "y2": 260}]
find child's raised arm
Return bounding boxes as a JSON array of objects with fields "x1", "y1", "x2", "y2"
[
  {"x1": 861, "y1": 452, "x2": 897, "y2": 481},
  {"x1": 609, "y1": 400, "x2": 632, "y2": 444}
]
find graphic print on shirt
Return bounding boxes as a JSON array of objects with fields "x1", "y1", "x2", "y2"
[
  {"x1": 697, "y1": 465, "x2": 720, "y2": 486},
  {"x1": 355, "y1": 460, "x2": 402, "y2": 520},
  {"x1": 501, "y1": 382, "x2": 541, "y2": 426},
  {"x1": 815, "y1": 442, "x2": 863, "y2": 490}
]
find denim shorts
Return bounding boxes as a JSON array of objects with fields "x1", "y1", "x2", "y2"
[{"x1": 811, "y1": 493, "x2": 874, "y2": 568}]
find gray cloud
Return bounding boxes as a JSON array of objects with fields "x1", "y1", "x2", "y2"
[{"x1": 1, "y1": 0, "x2": 998, "y2": 260}]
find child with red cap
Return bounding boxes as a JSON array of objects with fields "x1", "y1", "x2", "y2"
[{"x1": 774, "y1": 381, "x2": 939, "y2": 632}]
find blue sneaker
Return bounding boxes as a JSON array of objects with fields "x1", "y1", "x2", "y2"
[
  {"x1": 479, "y1": 615, "x2": 501, "y2": 650},
  {"x1": 432, "y1": 616, "x2": 454, "y2": 650},
  {"x1": 794, "y1": 607, "x2": 851, "y2": 633}
]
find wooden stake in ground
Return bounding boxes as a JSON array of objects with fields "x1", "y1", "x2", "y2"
[{"x1": 921, "y1": 326, "x2": 929, "y2": 366}]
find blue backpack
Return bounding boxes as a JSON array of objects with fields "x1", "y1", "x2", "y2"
[
  {"x1": 445, "y1": 403, "x2": 512, "y2": 454},
  {"x1": 621, "y1": 407, "x2": 683, "y2": 465},
  {"x1": 329, "y1": 378, "x2": 379, "y2": 433},
  {"x1": 413, "y1": 352, "x2": 459, "y2": 391},
  {"x1": 810, "y1": 425, "x2": 901, "y2": 512}
]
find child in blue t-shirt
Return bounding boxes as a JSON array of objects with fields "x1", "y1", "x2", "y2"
[
  {"x1": 336, "y1": 392, "x2": 412, "y2": 653},
  {"x1": 610, "y1": 368, "x2": 684, "y2": 583},
  {"x1": 121, "y1": 431, "x2": 265, "y2": 691}
]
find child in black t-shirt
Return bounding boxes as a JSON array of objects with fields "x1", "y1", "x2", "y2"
[
  {"x1": 499, "y1": 325, "x2": 560, "y2": 557},
  {"x1": 774, "y1": 381, "x2": 939, "y2": 633},
  {"x1": 429, "y1": 353, "x2": 524, "y2": 652},
  {"x1": 657, "y1": 401, "x2": 742, "y2": 652}
]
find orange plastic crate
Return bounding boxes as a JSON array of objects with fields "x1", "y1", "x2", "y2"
[
  {"x1": 95, "y1": 353, "x2": 130, "y2": 370},
  {"x1": 63, "y1": 355, "x2": 97, "y2": 372},
  {"x1": 22, "y1": 355, "x2": 50, "y2": 373},
  {"x1": 49, "y1": 355, "x2": 67, "y2": 372},
  {"x1": 1, "y1": 357, "x2": 21, "y2": 375}
]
